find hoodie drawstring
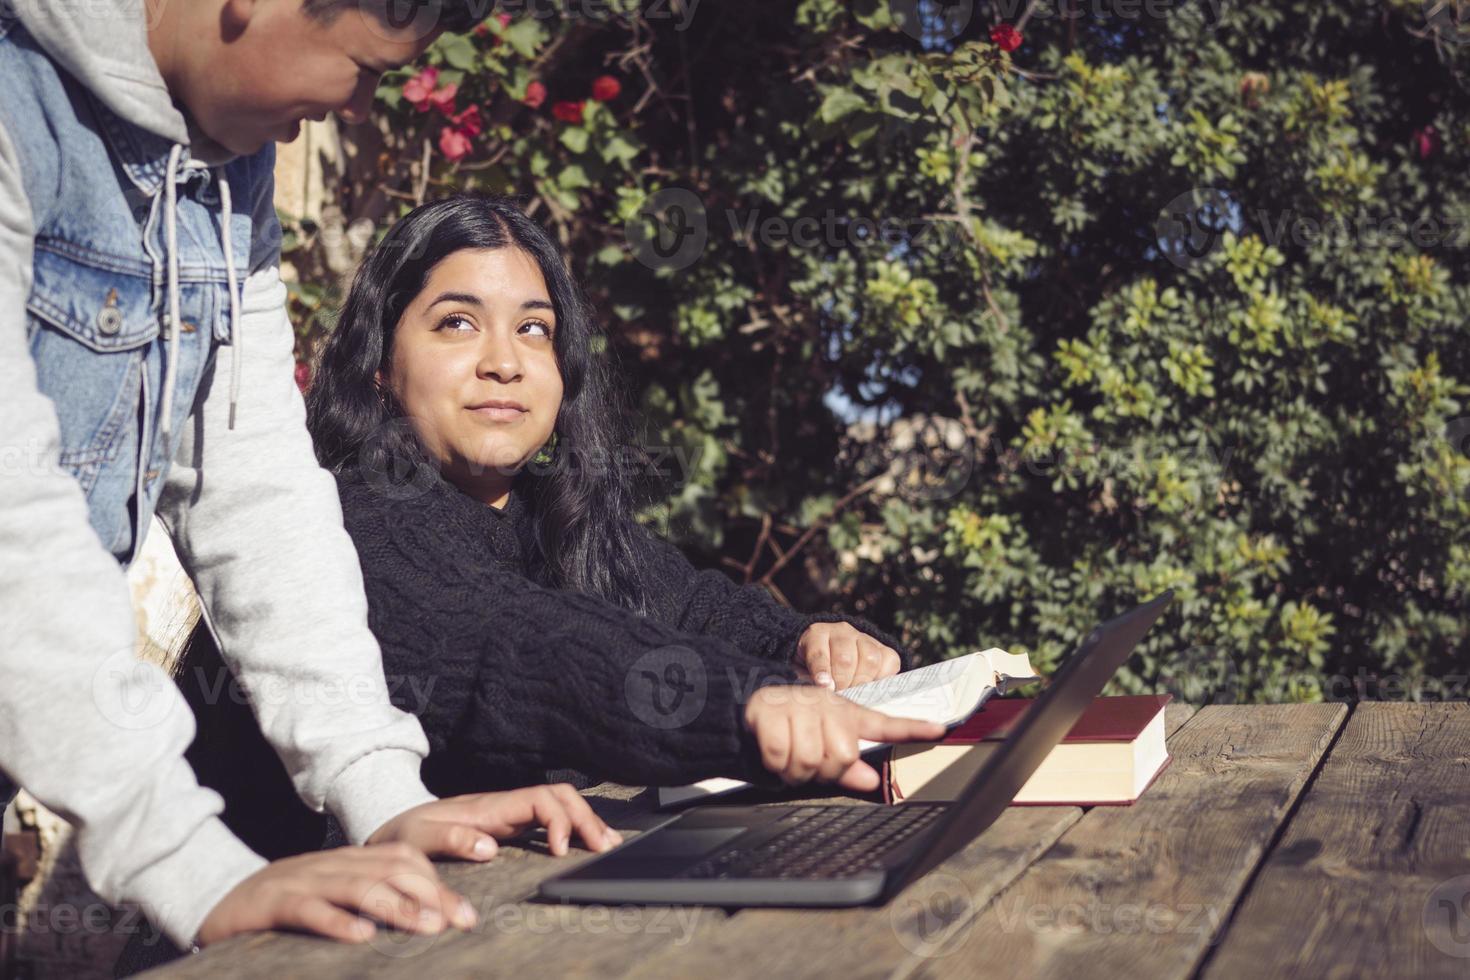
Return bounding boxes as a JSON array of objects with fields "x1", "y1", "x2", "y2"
[{"x1": 160, "y1": 144, "x2": 243, "y2": 440}]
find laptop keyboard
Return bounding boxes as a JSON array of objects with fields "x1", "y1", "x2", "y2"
[{"x1": 674, "y1": 804, "x2": 949, "y2": 881}]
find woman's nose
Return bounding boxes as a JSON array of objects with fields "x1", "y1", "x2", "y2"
[{"x1": 477, "y1": 334, "x2": 524, "y2": 382}]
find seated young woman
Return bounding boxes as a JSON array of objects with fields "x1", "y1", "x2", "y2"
[{"x1": 177, "y1": 195, "x2": 942, "y2": 853}]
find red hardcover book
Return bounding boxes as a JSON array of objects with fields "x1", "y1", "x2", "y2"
[{"x1": 884, "y1": 694, "x2": 1173, "y2": 806}]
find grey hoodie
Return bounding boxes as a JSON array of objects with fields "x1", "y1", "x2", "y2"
[{"x1": 0, "y1": 0, "x2": 437, "y2": 947}]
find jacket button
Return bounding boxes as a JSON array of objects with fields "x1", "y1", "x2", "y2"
[
  {"x1": 181, "y1": 321, "x2": 197, "y2": 334},
  {"x1": 96, "y1": 305, "x2": 123, "y2": 336}
]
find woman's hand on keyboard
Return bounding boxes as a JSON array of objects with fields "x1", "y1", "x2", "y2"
[{"x1": 743, "y1": 686, "x2": 946, "y2": 791}]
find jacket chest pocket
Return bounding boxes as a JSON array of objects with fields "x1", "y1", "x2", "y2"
[{"x1": 25, "y1": 243, "x2": 159, "y2": 490}]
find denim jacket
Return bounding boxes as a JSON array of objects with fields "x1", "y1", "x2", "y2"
[{"x1": 0, "y1": 1, "x2": 435, "y2": 947}]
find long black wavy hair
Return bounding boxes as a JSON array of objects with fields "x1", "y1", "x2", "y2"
[{"x1": 306, "y1": 193, "x2": 653, "y2": 615}]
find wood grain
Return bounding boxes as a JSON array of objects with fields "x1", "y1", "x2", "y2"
[
  {"x1": 920, "y1": 703, "x2": 1347, "y2": 980},
  {"x1": 1200, "y1": 702, "x2": 1470, "y2": 980}
]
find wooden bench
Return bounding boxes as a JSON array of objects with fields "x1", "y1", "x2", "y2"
[{"x1": 142, "y1": 702, "x2": 1470, "y2": 979}]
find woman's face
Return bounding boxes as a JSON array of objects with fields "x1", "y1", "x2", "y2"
[{"x1": 383, "y1": 247, "x2": 563, "y2": 508}]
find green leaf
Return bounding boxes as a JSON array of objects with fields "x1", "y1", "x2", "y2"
[{"x1": 560, "y1": 126, "x2": 590, "y2": 154}]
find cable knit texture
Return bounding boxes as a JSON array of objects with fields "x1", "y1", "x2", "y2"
[{"x1": 333, "y1": 465, "x2": 911, "y2": 795}]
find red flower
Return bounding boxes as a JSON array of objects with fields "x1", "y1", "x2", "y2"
[
  {"x1": 294, "y1": 361, "x2": 311, "y2": 393},
  {"x1": 591, "y1": 74, "x2": 621, "y2": 102},
  {"x1": 551, "y1": 100, "x2": 584, "y2": 124},
  {"x1": 1414, "y1": 125, "x2": 1440, "y2": 161},
  {"x1": 990, "y1": 23, "x2": 1023, "y2": 52},
  {"x1": 523, "y1": 80, "x2": 547, "y2": 109},
  {"x1": 450, "y1": 104, "x2": 483, "y2": 138},
  {"x1": 402, "y1": 66, "x2": 439, "y2": 107},
  {"x1": 439, "y1": 125, "x2": 473, "y2": 162}
]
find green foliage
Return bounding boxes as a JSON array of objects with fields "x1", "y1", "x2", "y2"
[{"x1": 298, "y1": 0, "x2": 1469, "y2": 701}]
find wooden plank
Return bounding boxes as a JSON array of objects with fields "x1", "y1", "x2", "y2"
[
  {"x1": 916, "y1": 703, "x2": 1348, "y2": 980},
  {"x1": 1200, "y1": 702, "x2": 1470, "y2": 980}
]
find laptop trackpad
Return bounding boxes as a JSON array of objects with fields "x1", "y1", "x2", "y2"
[{"x1": 635, "y1": 827, "x2": 746, "y2": 859}]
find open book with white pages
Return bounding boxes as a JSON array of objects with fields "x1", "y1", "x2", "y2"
[{"x1": 656, "y1": 647, "x2": 1039, "y2": 808}]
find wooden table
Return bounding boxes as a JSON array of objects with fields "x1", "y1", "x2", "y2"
[{"x1": 145, "y1": 703, "x2": 1470, "y2": 979}]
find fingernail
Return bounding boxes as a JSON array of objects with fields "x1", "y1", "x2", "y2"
[
  {"x1": 473, "y1": 837, "x2": 496, "y2": 859},
  {"x1": 815, "y1": 672, "x2": 834, "y2": 689},
  {"x1": 457, "y1": 899, "x2": 478, "y2": 930}
]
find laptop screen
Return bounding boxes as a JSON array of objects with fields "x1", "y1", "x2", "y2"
[{"x1": 892, "y1": 591, "x2": 1174, "y2": 891}]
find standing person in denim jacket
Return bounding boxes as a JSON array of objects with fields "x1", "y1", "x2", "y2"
[{"x1": 0, "y1": 0, "x2": 618, "y2": 954}]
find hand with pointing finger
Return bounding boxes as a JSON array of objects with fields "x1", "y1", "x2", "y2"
[{"x1": 743, "y1": 685, "x2": 945, "y2": 791}]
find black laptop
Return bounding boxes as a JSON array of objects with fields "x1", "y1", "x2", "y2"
[{"x1": 538, "y1": 591, "x2": 1173, "y2": 907}]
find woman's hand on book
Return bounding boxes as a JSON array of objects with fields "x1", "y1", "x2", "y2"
[
  {"x1": 743, "y1": 686, "x2": 946, "y2": 791},
  {"x1": 367, "y1": 786, "x2": 624, "y2": 861},
  {"x1": 797, "y1": 622, "x2": 902, "y2": 691}
]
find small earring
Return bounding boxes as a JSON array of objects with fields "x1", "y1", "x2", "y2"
[{"x1": 532, "y1": 431, "x2": 559, "y2": 465}]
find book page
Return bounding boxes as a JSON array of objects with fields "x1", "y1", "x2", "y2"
[{"x1": 841, "y1": 648, "x2": 1037, "y2": 727}]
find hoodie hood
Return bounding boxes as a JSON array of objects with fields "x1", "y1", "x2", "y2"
[
  {"x1": 7, "y1": 0, "x2": 254, "y2": 434},
  {"x1": 8, "y1": 0, "x2": 236, "y2": 164}
]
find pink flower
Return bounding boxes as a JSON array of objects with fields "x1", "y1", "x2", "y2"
[
  {"x1": 591, "y1": 74, "x2": 621, "y2": 102},
  {"x1": 990, "y1": 23, "x2": 1023, "y2": 52},
  {"x1": 427, "y1": 81, "x2": 459, "y2": 115},
  {"x1": 402, "y1": 66, "x2": 439, "y2": 108},
  {"x1": 450, "y1": 104, "x2": 483, "y2": 138},
  {"x1": 439, "y1": 125, "x2": 473, "y2": 161},
  {"x1": 1414, "y1": 125, "x2": 1440, "y2": 161},
  {"x1": 523, "y1": 80, "x2": 547, "y2": 109},
  {"x1": 551, "y1": 100, "x2": 584, "y2": 124},
  {"x1": 294, "y1": 361, "x2": 311, "y2": 393}
]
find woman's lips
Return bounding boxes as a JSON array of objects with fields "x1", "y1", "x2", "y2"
[{"x1": 468, "y1": 405, "x2": 529, "y2": 422}]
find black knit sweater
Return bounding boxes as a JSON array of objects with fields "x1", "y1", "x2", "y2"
[{"x1": 333, "y1": 466, "x2": 911, "y2": 795}]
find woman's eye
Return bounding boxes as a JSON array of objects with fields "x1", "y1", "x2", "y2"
[
  {"x1": 521, "y1": 320, "x2": 553, "y2": 338},
  {"x1": 437, "y1": 314, "x2": 475, "y2": 332}
]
